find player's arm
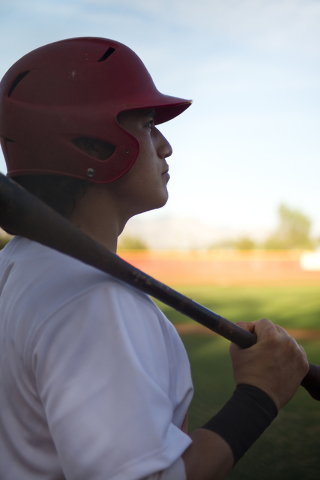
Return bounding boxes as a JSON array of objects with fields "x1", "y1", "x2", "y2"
[{"x1": 180, "y1": 318, "x2": 309, "y2": 480}]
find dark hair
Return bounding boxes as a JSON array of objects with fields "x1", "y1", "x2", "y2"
[{"x1": 13, "y1": 175, "x2": 87, "y2": 218}]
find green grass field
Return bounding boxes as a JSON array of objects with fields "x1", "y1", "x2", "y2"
[
  {"x1": 155, "y1": 285, "x2": 320, "y2": 479},
  {"x1": 157, "y1": 284, "x2": 320, "y2": 329}
]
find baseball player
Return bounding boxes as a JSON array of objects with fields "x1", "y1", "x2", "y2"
[{"x1": 0, "y1": 38, "x2": 308, "y2": 480}]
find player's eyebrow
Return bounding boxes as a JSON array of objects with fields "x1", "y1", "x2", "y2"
[
  {"x1": 116, "y1": 108, "x2": 157, "y2": 126},
  {"x1": 136, "y1": 108, "x2": 156, "y2": 119}
]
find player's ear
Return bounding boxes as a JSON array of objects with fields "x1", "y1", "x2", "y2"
[{"x1": 72, "y1": 137, "x2": 115, "y2": 160}]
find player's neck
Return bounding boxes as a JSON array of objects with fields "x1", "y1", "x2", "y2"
[{"x1": 68, "y1": 183, "x2": 128, "y2": 254}]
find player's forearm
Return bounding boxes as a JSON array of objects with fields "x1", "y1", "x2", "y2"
[
  {"x1": 182, "y1": 429, "x2": 233, "y2": 480},
  {"x1": 182, "y1": 383, "x2": 279, "y2": 479}
]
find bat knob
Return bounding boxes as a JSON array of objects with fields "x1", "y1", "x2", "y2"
[{"x1": 301, "y1": 363, "x2": 320, "y2": 401}]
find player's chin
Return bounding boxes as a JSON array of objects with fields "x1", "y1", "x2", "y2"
[
  {"x1": 159, "y1": 187, "x2": 169, "y2": 207},
  {"x1": 146, "y1": 189, "x2": 169, "y2": 212}
]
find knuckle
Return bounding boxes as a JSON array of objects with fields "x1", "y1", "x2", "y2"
[
  {"x1": 256, "y1": 318, "x2": 271, "y2": 327},
  {"x1": 262, "y1": 329, "x2": 280, "y2": 344}
]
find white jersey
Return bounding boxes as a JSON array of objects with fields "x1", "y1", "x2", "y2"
[{"x1": 0, "y1": 237, "x2": 193, "y2": 480}]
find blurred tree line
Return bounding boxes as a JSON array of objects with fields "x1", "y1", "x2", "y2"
[
  {"x1": 264, "y1": 203, "x2": 313, "y2": 250},
  {"x1": 117, "y1": 203, "x2": 317, "y2": 252},
  {"x1": 213, "y1": 203, "x2": 316, "y2": 251}
]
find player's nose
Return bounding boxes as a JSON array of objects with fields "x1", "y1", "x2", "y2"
[{"x1": 156, "y1": 130, "x2": 173, "y2": 159}]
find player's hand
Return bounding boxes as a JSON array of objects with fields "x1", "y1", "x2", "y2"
[{"x1": 229, "y1": 318, "x2": 309, "y2": 410}]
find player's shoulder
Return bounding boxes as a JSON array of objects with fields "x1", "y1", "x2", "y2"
[
  {"x1": 0, "y1": 237, "x2": 123, "y2": 305},
  {"x1": 1, "y1": 236, "x2": 105, "y2": 283},
  {"x1": 0, "y1": 236, "x2": 155, "y2": 314}
]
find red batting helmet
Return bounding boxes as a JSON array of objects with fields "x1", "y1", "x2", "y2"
[{"x1": 0, "y1": 37, "x2": 191, "y2": 183}]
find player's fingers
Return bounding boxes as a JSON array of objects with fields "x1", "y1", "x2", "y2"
[
  {"x1": 230, "y1": 320, "x2": 266, "y2": 355},
  {"x1": 272, "y1": 326, "x2": 308, "y2": 361},
  {"x1": 230, "y1": 322, "x2": 257, "y2": 354},
  {"x1": 235, "y1": 321, "x2": 257, "y2": 333},
  {"x1": 253, "y1": 318, "x2": 280, "y2": 340},
  {"x1": 273, "y1": 326, "x2": 308, "y2": 363},
  {"x1": 274, "y1": 324, "x2": 291, "y2": 337},
  {"x1": 270, "y1": 325, "x2": 308, "y2": 367},
  {"x1": 298, "y1": 343, "x2": 308, "y2": 362}
]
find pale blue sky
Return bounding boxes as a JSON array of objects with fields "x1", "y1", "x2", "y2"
[{"x1": 1, "y1": 0, "x2": 320, "y2": 238}]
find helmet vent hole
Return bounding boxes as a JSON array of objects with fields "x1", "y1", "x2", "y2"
[
  {"x1": 98, "y1": 47, "x2": 115, "y2": 62},
  {"x1": 7, "y1": 71, "x2": 30, "y2": 97}
]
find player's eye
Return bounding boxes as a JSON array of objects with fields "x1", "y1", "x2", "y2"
[{"x1": 145, "y1": 119, "x2": 155, "y2": 129}]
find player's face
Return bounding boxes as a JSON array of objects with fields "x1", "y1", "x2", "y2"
[{"x1": 115, "y1": 108, "x2": 173, "y2": 217}]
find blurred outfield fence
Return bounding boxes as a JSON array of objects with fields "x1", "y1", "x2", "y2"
[{"x1": 118, "y1": 250, "x2": 320, "y2": 287}]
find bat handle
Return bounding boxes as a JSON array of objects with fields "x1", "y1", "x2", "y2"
[{"x1": 301, "y1": 363, "x2": 320, "y2": 400}]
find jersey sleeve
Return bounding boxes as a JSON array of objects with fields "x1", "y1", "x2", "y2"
[{"x1": 31, "y1": 280, "x2": 193, "y2": 480}]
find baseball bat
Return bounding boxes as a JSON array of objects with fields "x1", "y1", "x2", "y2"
[{"x1": 0, "y1": 173, "x2": 319, "y2": 400}]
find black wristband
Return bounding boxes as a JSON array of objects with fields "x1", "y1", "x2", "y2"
[{"x1": 202, "y1": 384, "x2": 278, "y2": 465}]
